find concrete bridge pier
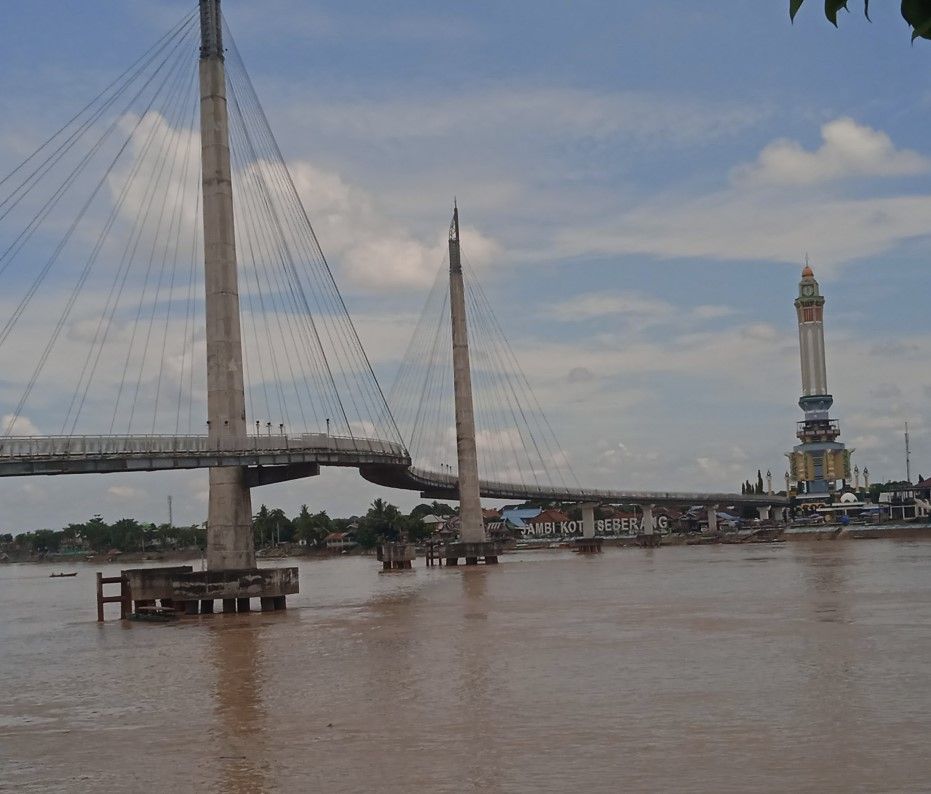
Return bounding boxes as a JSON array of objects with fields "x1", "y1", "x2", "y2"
[
  {"x1": 574, "y1": 503, "x2": 603, "y2": 553},
  {"x1": 706, "y1": 504, "x2": 720, "y2": 535},
  {"x1": 638, "y1": 503, "x2": 661, "y2": 547},
  {"x1": 377, "y1": 541, "x2": 416, "y2": 570},
  {"x1": 757, "y1": 505, "x2": 772, "y2": 522},
  {"x1": 117, "y1": 1, "x2": 303, "y2": 613}
]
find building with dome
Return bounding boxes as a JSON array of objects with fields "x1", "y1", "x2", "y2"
[{"x1": 786, "y1": 262, "x2": 853, "y2": 505}]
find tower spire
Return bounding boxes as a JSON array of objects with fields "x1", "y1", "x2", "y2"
[{"x1": 448, "y1": 203, "x2": 484, "y2": 546}]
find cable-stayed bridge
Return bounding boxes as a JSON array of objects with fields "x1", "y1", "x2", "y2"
[{"x1": 0, "y1": 3, "x2": 784, "y2": 594}]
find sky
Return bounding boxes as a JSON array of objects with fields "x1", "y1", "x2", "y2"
[{"x1": 0, "y1": 0, "x2": 930, "y2": 530}]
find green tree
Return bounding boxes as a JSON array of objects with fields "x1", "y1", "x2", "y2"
[
  {"x1": 23, "y1": 528, "x2": 63, "y2": 553},
  {"x1": 153, "y1": 522, "x2": 177, "y2": 549},
  {"x1": 81, "y1": 515, "x2": 110, "y2": 551},
  {"x1": 267, "y1": 508, "x2": 294, "y2": 544},
  {"x1": 253, "y1": 504, "x2": 272, "y2": 547},
  {"x1": 293, "y1": 505, "x2": 333, "y2": 547},
  {"x1": 110, "y1": 518, "x2": 143, "y2": 551},
  {"x1": 356, "y1": 498, "x2": 405, "y2": 547},
  {"x1": 790, "y1": 1, "x2": 931, "y2": 40},
  {"x1": 402, "y1": 513, "x2": 430, "y2": 543},
  {"x1": 410, "y1": 501, "x2": 455, "y2": 520}
]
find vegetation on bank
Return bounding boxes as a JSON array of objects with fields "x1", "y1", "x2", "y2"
[
  {"x1": 737, "y1": 471, "x2": 921, "y2": 505},
  {"x1": 1, "y1": 499, "x2": 460, "y2": 556}
]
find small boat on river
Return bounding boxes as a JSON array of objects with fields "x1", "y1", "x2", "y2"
[{"x1": 49, "y1": 572, "x2": 78, "y2": 578}]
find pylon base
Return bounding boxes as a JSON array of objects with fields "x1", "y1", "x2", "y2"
[
  {"x1": 444, "y1": 541, "x2": 501, "y2": 566},
  {"x1": 121, "y1": 566, "x2": 298, "y2": 617},
  {"x1": 574, "y1": 537, "x2": 604, "y2": 553},
  {"x1": 376, "y1": 542, "x2": 416, "y2": 571}
]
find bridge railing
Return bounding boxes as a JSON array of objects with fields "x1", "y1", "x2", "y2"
[{"x1": 0, "y1": 434, "x2": 408, "y2": 460}]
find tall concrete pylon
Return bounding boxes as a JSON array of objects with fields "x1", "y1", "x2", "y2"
[
  {"x1": 199, "y1": 0, "x2": 254, "y2": 570},
  {"x1": 448, "y1": 204, "x2": 486, "y2": 546}
]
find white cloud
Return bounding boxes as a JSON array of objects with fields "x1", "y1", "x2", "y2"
[
  {"x1": 288, "y1": 86, "x2": 767, "y2": 150},
  {"x1": 287, "y1": 160, "x2": 499, "y2": 291},
  {"x1": 549, "y1": 292, "x2": 742, "y2": 334},
  {"x1": 567, "y1": 366, "x2": 596, "y2": 384},
  {"x1": 692, "y1": 305, "x2": 738, "y2": 321},
  {"x1": 733, "y1": 118, "x2": 929, "y2": 187},
  {"x1": 552, "y1": 291, "x2": 675, "y2": 323},
  {"x1": 1, "y1": 413, "x2": 39, "y2": 435},
  {"x1": 556, "y1": 119, "x2": 931, "y2": 269},
  {"x1": 107, "y1": 485, "x2": 144, "y2": 500}
]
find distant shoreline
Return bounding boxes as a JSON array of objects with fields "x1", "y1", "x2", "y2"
[{"x1": 4, "y1": 524, "x2": 931, "y2": 566}]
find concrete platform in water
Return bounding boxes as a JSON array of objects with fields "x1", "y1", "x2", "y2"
[
  {"x1": 445, "y1": 541, "x2": 501, "y2": 566},
  {"x1": 122, "y1": 566, "x2": 298, "y2": 615},
  {"x1": 573, "y1": 537, "x2": 603, "y2": 553},
  {"x1": 376, "y1": 542, "x2": 416, "y2": 570}
]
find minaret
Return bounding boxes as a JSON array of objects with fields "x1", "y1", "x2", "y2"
[
  {"x1": 796, "y1": 261, "x2": 829, "y2": 408},
  {"x1": 199, "y1": 0, "x2": 254, "y2": 569},
  {"x1": 787, "y1": 262, "x2": 851, "y2": 503}
]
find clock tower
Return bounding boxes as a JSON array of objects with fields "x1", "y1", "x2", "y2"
[
  {"x1": 786, "y1": 262, "x2": 852, "y2": 503},
  {"x1": 795, "y1": 262, "x2": 828, "y2": 403}
]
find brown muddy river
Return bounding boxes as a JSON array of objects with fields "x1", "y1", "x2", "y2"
[{"x1": 2, "y1": 541, "x2": 930, "y2": 793}]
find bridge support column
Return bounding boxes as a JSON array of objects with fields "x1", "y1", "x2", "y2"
[
  {"x1": 638, "y1": 503, "x2": 660, "y2": 547},
  {"x1": 192, "y1": 0, "x2": 298, "y2": 609},
  {"x1": 574, "y1": 503, "x2": 603, "y2": 553},
  {"x1": 443, "y1": 204, "x2": 500, "y2": 567},
  {"x1": 757, "y1": 505, "x2": 772, "y2": 522},
  {"x1": 200, "y1": 0, "x2": 254, "y2": 572},
  {"x1": 706, "y1": 504, "x2": 719, "y2": 534}
]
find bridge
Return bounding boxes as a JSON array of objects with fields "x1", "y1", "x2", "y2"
[
  {"x1": 0, "y1": 2, "x2": 784, "y2": 603},
  {"x1": 0, "y1": 433, "x2": 777, "y2": 508}
]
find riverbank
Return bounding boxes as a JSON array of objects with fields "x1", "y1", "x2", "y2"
[{"x1": 4, "y1": 523, "x2": 931, "y2": 565}]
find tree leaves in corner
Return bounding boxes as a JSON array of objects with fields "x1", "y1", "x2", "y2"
[
  {"x1": 903, "y1": 0, "x2": 931, "y2": 39},
  {"x1": 790, "y1": 0, "x2": 931, "y2": 40}
]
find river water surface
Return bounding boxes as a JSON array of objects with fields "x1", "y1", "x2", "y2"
[{"x1": 2, "y1": 541, "x2": 930, "y2": 793}]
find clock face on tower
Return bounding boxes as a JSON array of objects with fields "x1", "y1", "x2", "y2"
[{"x1": 802, "y1": 285, "x2": 814, "y2": 297}]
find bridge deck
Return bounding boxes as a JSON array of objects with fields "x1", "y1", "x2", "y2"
[
  {"x1": 0, "y1": 434, "x2": 787, "y2": 506},
  {"x1": 360, "y1": 465, "x2": 789, "y2": 508},
  {"x1": 0, "y1": 434, "x2": 410, "y2": 476}
]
